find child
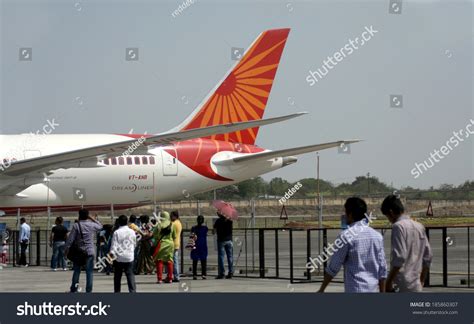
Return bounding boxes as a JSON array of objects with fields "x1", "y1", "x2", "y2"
[{"x1": 1, "y1": 239, "x2": 8, "y2": 265}]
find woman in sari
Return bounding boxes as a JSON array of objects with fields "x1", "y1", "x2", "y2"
[
  {"x1": 152, "y1": 211, "x2": 176, "y2": 284},
  {"x1": 135, "y1": 215, "x2": 155, "y2": 275}
]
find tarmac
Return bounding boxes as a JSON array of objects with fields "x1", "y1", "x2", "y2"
[{"x1": 0, "y1": 266, "x2": 472, "y2": 293}]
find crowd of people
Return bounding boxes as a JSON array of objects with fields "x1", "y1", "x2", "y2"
[
  {"x1": 9, "y1": 194, "x2": 432, "y2": 293},
  {"x1": 38, "y1": 208, "x2": 233, "y2": 293}
]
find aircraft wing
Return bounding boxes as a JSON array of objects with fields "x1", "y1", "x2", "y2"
[
  {"x1": 0, "y1": 112, "x2": 305, "y2": 195},
  {"x1": 213, "y1": 140, "x2": 361, "y2": 166}
]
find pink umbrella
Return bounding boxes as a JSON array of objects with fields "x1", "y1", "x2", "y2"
[{"x1": 212, "y1": 200, "x2": 239, "y2": 220}]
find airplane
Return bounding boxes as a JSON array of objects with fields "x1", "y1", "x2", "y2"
[{"x1": 0, "y1": 28, "x2": 359, "y2": 216}]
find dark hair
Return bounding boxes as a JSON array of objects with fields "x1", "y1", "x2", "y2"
[
  {"x1": 344, "y1": 197, "x2": 367, "y2": 222},
  {"x1": 381, "y1": 195, "x2": 405, "y2": 216},
  {"x1": 20, "y1": 217, "x2": 26, "y2": 223},
  {"x1": 140, "y1": 215, "x2": 149, "y2": 224},
  {"x1": 197, "y1": 215, "x2": 204, "y2": 224},
  {"x1": 78, "y1": 209, "x2": 89, "y2": 220},
  {"x1": 55, "y1": 216, "x2": 63, "y2": 225},
  {"x1": 118, "y1": 215, "x2": 128, "y2": 226},
  {"x1": 129, "y1": 215, "x2": 137, "y2": 223},
  {"x1": 170, "y1": 210, "x2": 179, "y2": 219},
  {"x1": 161, "y1": 225, "x2": 172, "y2": 236}
]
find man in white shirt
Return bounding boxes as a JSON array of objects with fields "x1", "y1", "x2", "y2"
[
  {"x1": 110, "y1": 215, "x2": 137, "y2": 293},
  {"x1": 18, "y1": 218, "x2": 31, "y2": 266},
  {"x1": 382, "y1": 195, "x2": 432, "y2": 292}
]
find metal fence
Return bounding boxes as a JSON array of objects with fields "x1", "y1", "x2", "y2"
[{"x1": 2, "y1": 226, "x2": 472, "y2": 289}]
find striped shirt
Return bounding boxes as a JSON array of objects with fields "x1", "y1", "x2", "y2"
[{"x1": 326, "y1": 219, "x2": 387, "y2": 292}]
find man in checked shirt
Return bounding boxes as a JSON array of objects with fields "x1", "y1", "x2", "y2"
[
  {"x1": 382, "y1": 195, "x2": 432, "y2": 292},
  {"x1": 318, "y1": 197, "x2": 387, "y2": 293}
]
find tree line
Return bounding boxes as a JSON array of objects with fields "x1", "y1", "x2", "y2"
[{"x1": 193, "y1": 176, "x2": 474, "y2": 201}]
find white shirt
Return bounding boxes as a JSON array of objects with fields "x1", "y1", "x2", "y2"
[
  {"x1": 19, "y1": 223, "x2": 31, "y2": 242},
  {"x1": 110, "y1": 225, "x2": 137, "y2": 263}
]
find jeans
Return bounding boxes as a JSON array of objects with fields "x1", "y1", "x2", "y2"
[
  {"x1": 99, "y1": 244, "x2": 112, "y2": 274},
  {"x1": 173, "y1": 250, "x2": 180, "y2": 280},
  {"x1": 113, "y1": 261, "x2": 136, "y2": 293},
  {"x1": 51, "y1": 241, "x2": 66, "y2": 269},
  {"x1": 70, "y1": 255, "x2": 94, "y2": 293},
  {"x1": 19, "y1": 241, "x2": 28, "y2": 265},
  {"x1": 217, "y1": 240, "x2": 233, "y2": 276}
]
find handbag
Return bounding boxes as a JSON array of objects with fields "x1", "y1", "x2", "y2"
[{"x1": 67, "y1": 222, "x2": 88, "y2": 266}]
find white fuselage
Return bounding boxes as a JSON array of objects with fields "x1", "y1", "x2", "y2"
[{"x1": 0, "y1": 134, "x2": 285, "y2": 213}]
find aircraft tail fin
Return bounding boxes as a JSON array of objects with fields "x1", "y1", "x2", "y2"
[{"x1": 175, "y1": 28, "x2": 291, "y2": 145}]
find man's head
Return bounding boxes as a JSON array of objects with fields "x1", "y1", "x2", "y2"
[
  {"x1": 170, "y1": 210, "x2": 179, "y2": 221},
  {"x1": 78, "y1": 208, "x2": 89, "y2": 220},
  {"x1": 381, "y1": 194, "x2": 405, "y2": 223},
  {"x1": 197, "y1": 215, "x2": 204, "y2": 225},
  {"x1": 55, "y1": 216, "x2": 63, "y2": 225},
  {"x1": 20, "y1": 217, "x2": 26, "y2": 224},
  {"x1": 140, "y1": 215, "x2": 149, "y2": 224},
  {"x1": 344, "y1": 197, "x2": 367, "y2": 224},
  {"x1": 129, "y1": 215, "x2": 137, "y2": 224},
  {"x1": 118, "y1": 215, "x2": 128, "y2": 227}
]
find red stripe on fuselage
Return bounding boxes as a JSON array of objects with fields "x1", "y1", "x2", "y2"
[{"x1": 116, "y1": 134, "x2": 264, "y2": 181}]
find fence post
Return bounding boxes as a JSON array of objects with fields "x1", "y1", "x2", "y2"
[
  {"x1": 322, "y1": 228, "x2": 328, "y2": 270},
  {"x1": 36, "y1": 230, "x2": 41, "y2": 266},
  {"x1": 275, "y1": 229, "x2": 279, "y2": 279},
  {"x1": 180, "y1": 231, "x2": 184, "y2": 274},
  {"x1": 468, "y1": 227, "x2": 471, "y2": 288},
  {"x1": 306, "y1": 230, "x2": 311, "y2": 281},
  {"x1": 244, "y1": 228, "x2": 248, "y2": 277},
  {"x1": 442, "y1": 227, "x2": 448, "y2": 287},
  {"x1": 425, "y1": 228, "x2": 430, "y2": 287},
  {"x1": 258, "y1": 229, "x2": 265, "y2": 278},
  {"x1": 12, "y1": 231, "x2": 17, "y2": 266},
  {"x1": 289, "y1": 229, "x2": 294, "y2": 283}
]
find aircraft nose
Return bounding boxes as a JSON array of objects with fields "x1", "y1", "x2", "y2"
[{"x1": 282, "y1": 156, "x2": 298, "y2": 166}]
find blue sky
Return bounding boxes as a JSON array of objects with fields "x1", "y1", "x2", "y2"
[{"x1": 1, "y1": 0, "x2": 472, "y2": 188}]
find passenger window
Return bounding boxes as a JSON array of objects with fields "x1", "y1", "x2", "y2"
[
  {"x1": 111, "y1": 158, "x2": 117, "y2": 165},
  {"x1": 149, "y1": 156, "x2": 155, "y2": 165},
  {"x1": 134, "y1": 157, "x2": 141, "y2": 165},
  {"x1": 126, "y1": 157, "x2": 133, "y2": 165},
  {"x1": 118, "y1": 157, "x2": 124, "y2": 165},
  {"x1": 104, "y1": 159, "x2": 110, "y2": 165},
  {"x1": 142, "y1": 156, "x2": 148, "y2": 165}
]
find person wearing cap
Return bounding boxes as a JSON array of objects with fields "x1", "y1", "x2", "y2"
[{"x1": 152, "y1": 211, "x2": 176, "y2": 284}]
